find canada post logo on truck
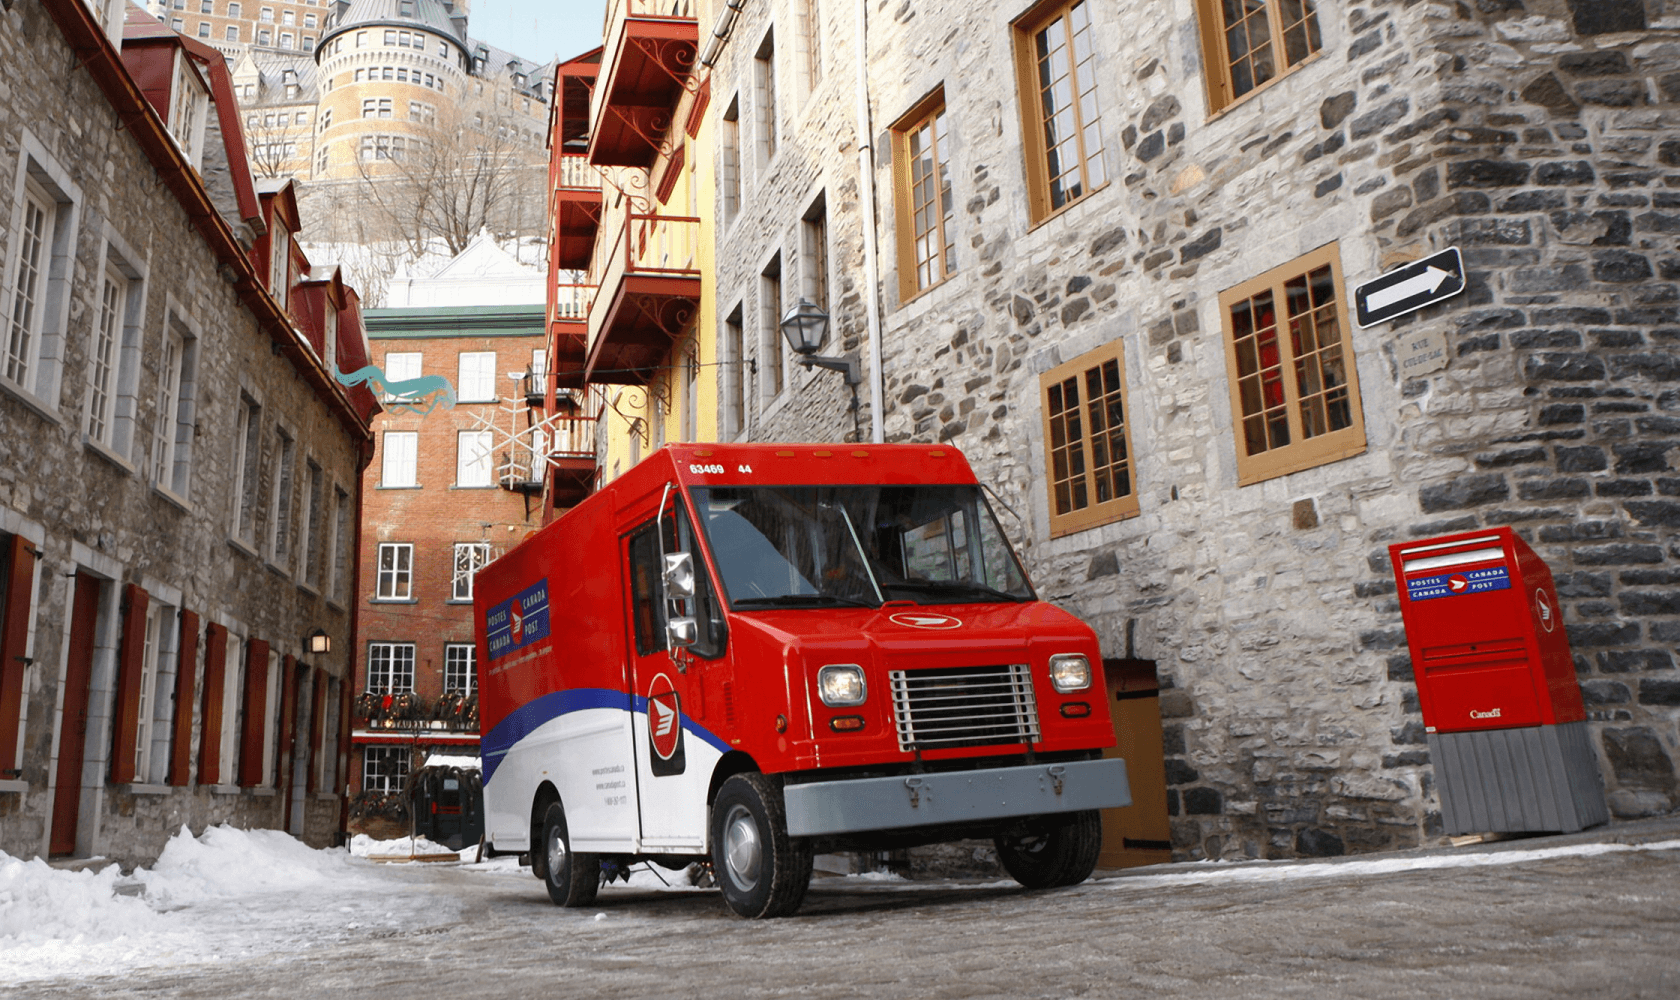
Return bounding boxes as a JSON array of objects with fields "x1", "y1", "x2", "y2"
[{"x1": 486, "y1": 579, "x2": 550, "y2": 660}]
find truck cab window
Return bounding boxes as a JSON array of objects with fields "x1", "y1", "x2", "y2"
[{"x1": 627, "y1": 506, "x2": 726, "y2": 659}]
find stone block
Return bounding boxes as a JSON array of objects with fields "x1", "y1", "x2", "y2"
[
  {"x1": 1599, "y1": 649, "x2": 1677, "y2": 673},
  {"x1": 1582, "y1": 680, "x2": 1632, "y2": 705},
  {"x1": 1446, "y1": 159, "x2": 1532, "y2": 189},
  {"x1": 1621, "y1": 591, "x2": 1680, "y2": 616},
  {"x1": 1418, "y1": 473, "x2": 1509, "y2": 512},
  {"x1": 1554, "y1": 445, "x2": 1608, "y2": 471},
  {"x1": 1639, "y1": 680, "x2": 1680, "y2": 706},
  {"x1": 1600, "y1": 727, "x2": 1676, "y2": 794},
  {"x1": 1613, "y1": 443, "x2": 1674, "y2": 475},
  {"x1": 1575, "y1": 543, "x2": 1665, "y2": 565},
  {"x1": 1593, "y1": 250, "x2": 1654, "y2": 283},
  {"x1": 1565, "y1": 622, "x2": 1641, "y2": 647},
  {"x1": 1625, "y1": 500, "x2": 1680, "y2": 527}
]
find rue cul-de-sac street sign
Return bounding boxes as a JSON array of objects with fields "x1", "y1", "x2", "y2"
[{"x1": 1354, "y1": 246, "x2": 1467, "y2": 329}]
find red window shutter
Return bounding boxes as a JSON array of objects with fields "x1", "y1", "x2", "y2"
[
  {"x1": 238, "y1": 638, "x2": 270, "y2": 787},
  {"x1": 0, "y1": 534, "x2": 37, "y2": 774},
  {"x1": 168, "y1": 610, "x2": 200, "y2": 786},
  {"x1": 109, "y1": 583, "x2": 150, "y2": 784},
  {"x1": 198, "y1": 623, "x2": 228, "y2": 786},
  {"x1": 307, "y1": 670, "x2": 327, "y2": 794}
]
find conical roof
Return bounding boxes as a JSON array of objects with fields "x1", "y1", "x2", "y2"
[{"x1": 320, "y1": 0, "x2": 469, "y2": 49}]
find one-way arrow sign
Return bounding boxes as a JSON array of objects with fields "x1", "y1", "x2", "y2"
[{"x1": 1354, "y1": 247, "x2": 1466, "y2": 328}]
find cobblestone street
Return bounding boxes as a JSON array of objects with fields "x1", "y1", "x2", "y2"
[{"x1": 12, "y1": 821, "x2": 1680, "y2": 1000}]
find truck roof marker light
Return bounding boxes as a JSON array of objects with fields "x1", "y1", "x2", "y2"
[
  {"x1": 694, "y1": 449, "x2": 715, "y2": 457},
  {"x1": 829, "y1": 715, "x2": 865, "y2": 732},
  {"x1": 929, "y1": 449, "x2": 947, "y2": 458},
  {"x1": 851, "y1": 450, "x2": 869, "y2": 458},
  {"x1": 813, "y1": 450, "x2": 833, "y2": 457},
  {"x1": 776, "y1": 450, "x2": 795, "y2": 457}
]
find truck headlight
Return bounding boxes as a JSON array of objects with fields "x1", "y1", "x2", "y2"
[
  {"x1": 1049, "y1": 654, "x2": 1092, "y2": 693},
  {"x1": 817, "y1": 665, "x2": 867, "y2": 707}
]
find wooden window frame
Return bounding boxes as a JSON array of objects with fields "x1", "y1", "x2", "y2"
[
  {"x1": 890, "y1": 88, "x2": 957, "y2": 303},
  {"x1": 1218, "y1": 242, "x2": 1366, "y2": 487},
  {"x1": 1039, "y1": 341, "x2": 1141, "y2": 538},
  {"x1": 1195, "y1": 0, "x2": 1326, "y2": 116},
  {"x1": 237, "y1": 638, "x2": 270, "y2": 788},
  {"x1": 0, "y1": 533, "x2": 37, "y2": 775},
  {"x1": 1011, "y1": 0, "x2": 1108, "y2": 225}
]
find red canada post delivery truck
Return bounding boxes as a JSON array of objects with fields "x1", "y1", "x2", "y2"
[{"x1": 474, "y1": 443, "x2": 1131, "y2": 917}]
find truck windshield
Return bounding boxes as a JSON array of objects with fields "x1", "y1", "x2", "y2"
[{"x1": 691, "y1": 485, "x2": 1034, "y2": 608}]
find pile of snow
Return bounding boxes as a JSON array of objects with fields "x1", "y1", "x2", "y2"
[
  {"x1": 1, "y1": 824, "x2": 401, "y2": 986},
  {"x1": 347, "y1": 833, "x2": 462, "y2": 858}
]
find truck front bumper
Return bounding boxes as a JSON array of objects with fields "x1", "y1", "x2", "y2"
[{"x1": 782, "y1": 757, "x2": 1131, "y2": 838}]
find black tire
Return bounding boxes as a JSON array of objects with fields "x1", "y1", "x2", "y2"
[
  {"x1": 993, "y1": 810, "x2": 1102, "y2": 889},
  {"x1": 709, "y1": 773, "x2": 812, "y2": 918},
  {"x1": 541, "y1": 801, "x2": 600, "y2": 907}
]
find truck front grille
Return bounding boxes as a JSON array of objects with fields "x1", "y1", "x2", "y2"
[{"x1": 889, "y1": 664, "x2": 1040, "y2": 752}]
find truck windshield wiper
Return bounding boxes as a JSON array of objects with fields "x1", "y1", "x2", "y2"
[
  {"x1": 881, "y1": 581, "x2": 1028, "y2": 603},
  {"x1": 732, "y1": 594, "x2": 878, "y2": 609}
]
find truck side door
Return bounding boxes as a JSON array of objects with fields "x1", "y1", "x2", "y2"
[{"x1": 623, "y1": 505, "x2": 729, "y2": 851}]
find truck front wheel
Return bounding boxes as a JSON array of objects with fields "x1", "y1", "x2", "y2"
[
  {"x1": 994, "y1": 810, "x2": 1102, "y2": 889},
  {"x1": 710, "y1": 773, "x2": 812, "y2": 918},
  {"x1": 541, "y1": 801, "x2": 600, "y2": 907}
]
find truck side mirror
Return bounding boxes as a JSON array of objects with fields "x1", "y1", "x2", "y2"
[
  {"x1": 663, "y1": 552, "x2": 696, "y2": 601},
  {"x1": 666, "y1": 616, "x2": 698, "y2": 649}
]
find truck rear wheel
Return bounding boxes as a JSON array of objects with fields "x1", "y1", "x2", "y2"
[
  {"x1": 541, "y1": 801, "x2": 600, "y2": 907},
  {"x1": 710, "y1": 773, "x2": 812, "y2": 918},
  {"x1": 994, "y1": 810, "x2": 1102, "y2": 889}
]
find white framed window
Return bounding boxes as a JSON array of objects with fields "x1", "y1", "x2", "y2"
[
  {"x1": 4, "y1": 158, "x2": 77, "y2": 405},
  {"x1": 301, "y1": 460, "x2": 324, "y2": 587},
  {"x1": 362, "y1": 745, "x2": 409, "y2": 793},
  {"x1": 452, "y1": 542, "x2": 489, "y2": 601},
  {"x1": 457, "y1": 351, "x2": 496, "y2": 401},
  {"x1": 381, "y1": 430, "x2": 417, "y2": 487},
  {"x1": 443, "y1": 644, "x2": 476, "y2": 694},
  {"x1": 151, "y1": 326, "x2": 184, "y2": 489},
  {"x1": 322, "y1": 302, "x2": 339, "y2": 373},
  {"x1": 376, "y1": 543, "x2": 413, "y2": 600},
  {"x1": 226, "y1": 25, "x2": 239, "y2": 42},
  {"x1": 366, "y1": 642, "x2": 415, "y2": 692},
  {"x1": 231, "y1": 394, "x2": 261, "y2": 544},
  {"x1": 261, "y1": 648, "x2": 281, "y2": 786},
  {"x1": 85, "y1": 260, "x2": 129, "y2": 447},
  {"x1": 268, "y1": 223, "x2": 290, "y2": 309},
  {"x1": 132, "y1": 601, "x2": 164, "y2": 784},
  {"x1": 382, "y1": 351, "x2": 420, "y2": 401},
  {"x1": 329, "y1": 486, "x2": 350, "y2": 603},
  {"x1": 168, "y1": 52, "x2": 210, "y2": 168},
  {"x1": 456, "y1": 430, "x2": 492, "y2": 487},
  {"x1": 219, "y1": 634, "x2": 245, "y2": 784},
  {"x1": 268, "y1": 427, "x2": 296, "y2": 563}
]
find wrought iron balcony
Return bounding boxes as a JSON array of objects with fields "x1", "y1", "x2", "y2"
[
  {"x1": 589, "y1": 0, "x2": 699, "y2": 168},
  {"x1": 585, "y1": 211, "x2": 701, "y2": 386}
]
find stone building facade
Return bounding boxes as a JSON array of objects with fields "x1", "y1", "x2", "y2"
[
  {"x1": 702, "y1": 0, "x2": 1680, "y2": 859},
  {"x1": 0, "y1": 0, "x2": 377, "y2": 866}
]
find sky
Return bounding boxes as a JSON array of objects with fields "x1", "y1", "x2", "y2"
[{"x1": 465, "y1": 0, "x2": 609, "y2": 65}]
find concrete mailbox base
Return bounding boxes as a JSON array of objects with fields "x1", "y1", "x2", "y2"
[{"x1": 1428, "y1": 720, "x2": 1608, "y2": 835}]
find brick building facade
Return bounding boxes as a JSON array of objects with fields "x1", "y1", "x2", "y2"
[
  {"x1": 0, "y1": 0, "x2": 378, "y2": 866},
  {"x1": 349, "y1": 293, "x2": 550, "y2": 829},
  {"x1": 695, "y1": 0, "x2": 1680, "y2": 859}
]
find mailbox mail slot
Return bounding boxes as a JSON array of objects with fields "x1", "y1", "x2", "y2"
[{"x1": 1389, "y1": 527, "x2": 1604, "y2": 835}]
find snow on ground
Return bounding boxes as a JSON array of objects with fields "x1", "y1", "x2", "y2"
[
  {"x1": 4, "y1": 829, "x2": 1677, "y2": 987},
  {"x1": 0, "y1": 826, "x2": 458, "y2": 987},
  {"x1": 347, "y1": 833, "x2": 461, "y2": 858}
]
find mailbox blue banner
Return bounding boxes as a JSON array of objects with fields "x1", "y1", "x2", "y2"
[
  {"x1": 485, "y1": 579, "x2": 551, "y2": 660},
  {"x1": 1406, "y1": 565, "x2": 1511, "y2": 602}
]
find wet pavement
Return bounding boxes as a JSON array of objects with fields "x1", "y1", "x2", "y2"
[{"x1": 12, "y1": 818, "x2": 1680, "y2": 999}]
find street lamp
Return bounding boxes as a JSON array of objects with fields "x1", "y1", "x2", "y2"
[
  {"x1": 779, "y1": 299, "x2": 860, "y2": 386},
  {"x1": 306, "y1": 628, "x2": 332, "y2": 655}
]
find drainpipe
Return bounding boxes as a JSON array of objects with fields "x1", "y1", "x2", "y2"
[
  {"x1": 854, "y1": 0, "x2": 884, "y2": 444},
  {"x1": 699, "y1": 0, "x2": 746, "y2": 68}
]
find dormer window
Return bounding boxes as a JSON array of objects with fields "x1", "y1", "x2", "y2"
[
  {"x1": 399, "y1": 0, "x2": 415, "y2": 15},
  {"x1": 269, "y1": 222, "x2": 291, "y2": 310},
  {"x1": 167, "y1": 51, "x2": 211, "y2": 169},
  {"x1": 323, "y1": 303, "x2": 339, "y2": 373}
]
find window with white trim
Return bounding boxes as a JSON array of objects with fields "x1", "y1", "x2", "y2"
[
  {"x1": 301, "y1": 460, "x2": 324, "y2": 587},
  {"x1": 328, "y1": 485, "x2": 350, "y2": 602},
  {"x1": 381, "y1": 430, "x2": 417, "y2": 487},
  {"x1": 86, "y1": 260, "x2": 129, "y2": 447},
  {"x1": 268, "y1": 426, "x2": 296, "y2": 563},
  {"x1": 4, "y1": 166, "x2": 75, "y2": 404},
  {"x1": 457, "y1": 351, "x2": 496, "y2": 401},
  {"x1": 362, "y1": 745, "x2": 409, "y2": 793},
  {"x1": 151, "y1": 324, "x2": 184, "y2": 490},
  {"x1": 268, "y1": 222, "x2": 290, "y2": 310},
  {"x1": 443, "y1": 644, "x2": 476, "y2": 694},
  {"x1": 457, "y1": 430, "x2": 493, "y2": 487},
  {"x1": 232, "y1": 394, "x2": 261, "y2": 544},
  {"x1": 376, "y1": 543, "x2": 412, "y2": 600},
  {"x1": 366, "y1": 642, "x2": 415, "y2": 693},
  {"x1": 452, "y1": 542, "x2": 489, "y2": 601}
]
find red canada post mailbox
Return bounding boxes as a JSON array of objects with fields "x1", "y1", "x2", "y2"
[{"x1": 1389, "y1": 527, "x2": 1606, "y2": 835}]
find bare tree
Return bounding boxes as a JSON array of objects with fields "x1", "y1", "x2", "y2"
[
  {"x1": 247, "y1": 111, "x2": 308, "y2": 179},
  {"x1": 348, "y1": 91, "x2": 547, "y2": 259}
]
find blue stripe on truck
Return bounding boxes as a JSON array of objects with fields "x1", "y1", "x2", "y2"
[{"x1": 481, "y1": 687, "x2": 730, "y2": 785}]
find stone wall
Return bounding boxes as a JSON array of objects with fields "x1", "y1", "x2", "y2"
[
  {"x1": 709, "y1": 0, "x2": 1679, "y2": 859},
  {"x1": 0, "y1": 3, "x2": 364, "y2": 866}
]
